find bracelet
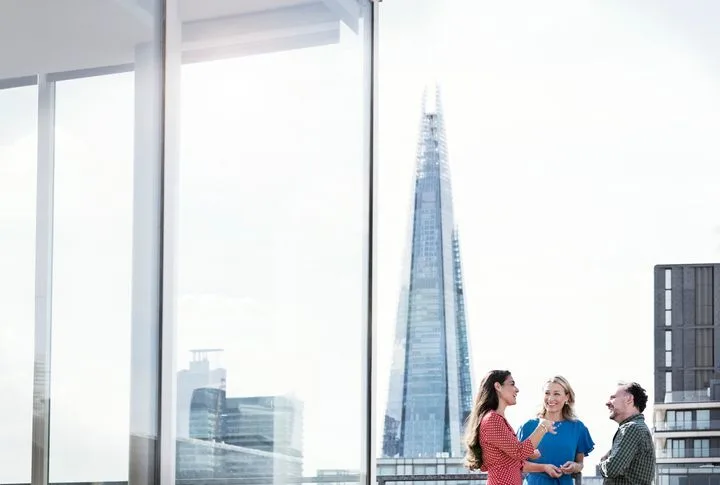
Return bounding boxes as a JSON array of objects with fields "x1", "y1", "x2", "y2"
[{"x1": 538, "y1": 423, "x2": 548, "y2": 432}]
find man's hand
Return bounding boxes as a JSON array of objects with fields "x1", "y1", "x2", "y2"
[{"x1": 543, "y1": 464, "x2": 562, "y2": 478}]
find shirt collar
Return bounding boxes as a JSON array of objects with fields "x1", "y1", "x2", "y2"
[{"x1": 618, "y1": 413, "x2": 644, "y2": 426}]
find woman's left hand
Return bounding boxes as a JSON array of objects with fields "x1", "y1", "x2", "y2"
[{"x1": 560, "y1": 462, "x2": 580, "y2": 474}]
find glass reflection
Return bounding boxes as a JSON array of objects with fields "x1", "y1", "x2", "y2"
[
  {"x1": 174, "y1": 2, "x2": 371, "y2": 484},
  {"x1": 50, "y1": 73, "x2": 135, "y2": 482},
  {"x1": 0, "y1": 1, "x2": 165, "y2": 484},
  {"x1": 0, "y1": 85, "x2": 37, "y2": 484}
]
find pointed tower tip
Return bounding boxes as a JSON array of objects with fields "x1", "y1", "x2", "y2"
[{"x1": 422, "y1": 82, "x2": 442, "y2": 115}]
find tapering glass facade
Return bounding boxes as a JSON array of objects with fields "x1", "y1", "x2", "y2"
[{"x1": 382, "y1": 90, "x2": 473, "y2": 459}]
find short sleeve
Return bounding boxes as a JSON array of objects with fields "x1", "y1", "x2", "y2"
[
  {"x1": 576, "y1": 420, "x2": 595, "y2": 456},
  {"x1": 517, "y1": 418, "x2": 538, "y2": 443}
]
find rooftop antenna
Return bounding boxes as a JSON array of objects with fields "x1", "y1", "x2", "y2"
[
  {"x1": 422, "y1": 80, "x2": 441, "y2": 115},
  {"x1": 190, "y1": 348, "x2": 224, "y2": 362}
]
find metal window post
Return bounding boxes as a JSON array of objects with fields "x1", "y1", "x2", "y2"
[{"x1": 31, "y1": 74, "x2": 56, "y2": 485}]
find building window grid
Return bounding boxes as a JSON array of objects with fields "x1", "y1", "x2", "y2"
[
  {"x1": 668, "y1": 439, "x2": 685, "y2": 458},
  {"x1": 694, "y1": 439, "x2": 710, "y2": 458},
  {"x1": 665, "y1": 410, "x2": 713, "y2": 432},
  {"x1": 664, "y1": 270, "x2": 672, "y2": 325}
]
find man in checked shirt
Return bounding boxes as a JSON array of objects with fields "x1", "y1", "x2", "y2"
[{"x1": 599, "y1": 382, "x2": 656, "y2": 485}]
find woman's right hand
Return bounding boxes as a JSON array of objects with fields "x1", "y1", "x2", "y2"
[
  {"x1": 538, "y1": 418, "x2": 557, "y2": 434},
  {"x1": 543, "y1": 464, "x2": 562, "y2": 478}
]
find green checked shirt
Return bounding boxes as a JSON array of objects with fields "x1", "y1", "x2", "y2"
[{"x1": 599, "y1": 414, "x2": 655, "y2": 485}]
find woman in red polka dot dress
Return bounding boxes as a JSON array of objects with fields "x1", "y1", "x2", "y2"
[{"x1": 464, "y1": 370, "x2": 556, "y2": 485}]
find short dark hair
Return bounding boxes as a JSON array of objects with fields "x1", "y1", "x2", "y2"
[{"x1": 621, "y1": 382, "x2": 648, "y2": 412}]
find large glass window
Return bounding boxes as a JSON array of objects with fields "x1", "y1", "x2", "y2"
[
  {"x1": 0, "y1": 85, "x2": 37, "y2": 484},
  {"x1": 693, "y1": 439, "x2": 710, "y2": 458},
  {"x1": 670, "y1": 439, "x2": 686, "y2": 458},
  {"x1": 49, "y1": 73, "x2": 135, "y2": 482},
  {"x1": 697, "y1": 409, "x2": 710, "y2": 430},
  {"x1": 174, "y1": 3, "x2": 372, "y2": 482},
  {"x1": 677, "y1": 411, "x2": 691, "y2": 431},
  {"x1": 0, "y1": 2, "x2": 166, "y2": 484}
]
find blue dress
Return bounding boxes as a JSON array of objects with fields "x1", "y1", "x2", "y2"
[{"x1": 516, "y1": 418, "x2": 594, "y2": 485}]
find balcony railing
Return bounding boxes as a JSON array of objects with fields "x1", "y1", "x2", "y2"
[
  {"x1": 2, "y1": 473, "x2": 592, "y2": 485},
  {"x1": 654, "y1": 420, "x2": 720, "y2": 432},
  {"x1": 377, "y1": 472, "x2": 585, "y2": 485},
  {"x1": 657, "y1": 447, "x2": 720, "y2": 459},
  {"x1": 664, "y1": 389, "x2": 711, "y2": 404}
]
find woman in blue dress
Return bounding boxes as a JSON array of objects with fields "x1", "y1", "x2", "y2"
[{"x1": 516, "y1": 376, "x2": 594, "y2": 485}]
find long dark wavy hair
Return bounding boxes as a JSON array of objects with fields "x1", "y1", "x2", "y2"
[{"x1": 464, "y1": 370, "x2": 511, "y2": 471}]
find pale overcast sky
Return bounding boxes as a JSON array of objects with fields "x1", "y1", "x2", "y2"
[{"x1": 2, "y1": 0, "x2": 720, "y2": 482}]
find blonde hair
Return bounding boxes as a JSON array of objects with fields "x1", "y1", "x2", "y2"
[{"x1": 537, "y1": 375, "x2": 577, "y2": 421}]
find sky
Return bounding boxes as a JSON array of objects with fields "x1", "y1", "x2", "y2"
[
  {"x1": 378, "y1": 0, "x2": 720, "y2": 475},
  {"x1": 2, "y1": 0, "x2": 720, "y2": 482}
]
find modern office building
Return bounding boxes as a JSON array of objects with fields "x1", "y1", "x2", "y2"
[
  {"x1": 654, "y1": 264, "x2": 720, "y2": 485},
  {"x1": 176, "y1": 382, "x2": 303, "y2": 480},
  {"x1": 177, "y1": 349, "x2": 227, "y2": 440},
  {"x1": 382, "y1": 89, "x2": 474, "y2": 459}
]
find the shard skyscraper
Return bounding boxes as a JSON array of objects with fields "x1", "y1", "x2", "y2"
[{"x1": 382, "y1": 88, "x2": 473, "y2": 459}]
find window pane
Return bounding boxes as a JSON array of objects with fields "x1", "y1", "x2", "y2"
[
  {"x1": 665, "y1": 330, "x2": 672, "y2": 351},
  {"x1": 665, "y1": 289, "x2": 672, "y2": 310},
  {"x1": 697, "y1": 409, "x2": 710, "y2": 430},
  {"x1": 666, "y1": 372, "x2": 672, "y2": 393},
  {"x1": 665, "y1": 351, "x2": 672, "y2": 367},
  {"x1": 0, "y1": 85, "x2": 37, "y2": 484},
  {"x1": 3, "y1": 1, "x2": 164, "y2": 483},
  {"x1": 174, "y1": 4, "x2": 371, "y2": 483},
  {"x1": 665, "y1": 310, "x2": 672, "y2": 326},
  {"x1": 665, "y1": 268, "x2": 672, "y2": 289},
  {"x1": 50, "y1": 73, "x2": 136, "y2": 482}
]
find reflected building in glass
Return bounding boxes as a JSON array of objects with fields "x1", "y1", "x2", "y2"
[
  {"x1": 176, "y1": 355, "x2": 303, "y2": 480},
  {"x1": 177, "y1": 349, "x2": 227, "y2": 440},
  {"x1": 383, "y1": 88, "x2": 474, "y2": 459}
]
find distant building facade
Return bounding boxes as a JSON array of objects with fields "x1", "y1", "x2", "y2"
[{"x1": 654, "y1": 264, "x2": 720, "y2": 485}]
